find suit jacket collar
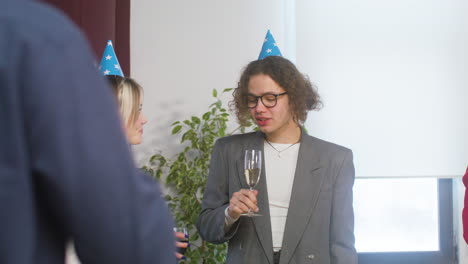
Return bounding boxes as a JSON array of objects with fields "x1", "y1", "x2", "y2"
[{"x1": 280, "y1": 129, "x2": 324, "y2": 264}]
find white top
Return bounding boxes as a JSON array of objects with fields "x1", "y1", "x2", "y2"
[
  {"x1": 224, "y1": 141, "x2": 300, "y2": 252},
  {"x1": 264, "y1": 140, "x2": 300, "y2": 251}
]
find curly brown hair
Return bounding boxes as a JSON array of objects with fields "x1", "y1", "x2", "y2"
[{"x1": 230, "y1": 56, "x2": 322, "y2": 126}]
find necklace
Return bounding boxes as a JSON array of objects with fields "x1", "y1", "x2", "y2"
[{"x1": 265, "y1": 140, "x2": 299, "y2": 158}]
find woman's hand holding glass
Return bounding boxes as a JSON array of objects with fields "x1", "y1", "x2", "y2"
[
  {"x1": 227, "y1": 189, "x2": 259, "y2": 219},
  {"x1": 174, "y1": 227, "x2": 189, "y2": 260}
]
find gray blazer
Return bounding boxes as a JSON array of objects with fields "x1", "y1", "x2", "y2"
[{"x1": 196, "y1": 130, "x2": 357, "y2": 264}]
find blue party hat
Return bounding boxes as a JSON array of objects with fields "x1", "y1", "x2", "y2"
[
  {"x1": 99, "y1": 40, "x2": 124, "y2": 76},
  {"x1": 258, "y1": 30, "x2": 282, "y2": 60}
]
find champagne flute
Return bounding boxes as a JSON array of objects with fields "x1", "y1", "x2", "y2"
[{"x1": 242, "y1": 149, "x2": 262, "y2": 217}]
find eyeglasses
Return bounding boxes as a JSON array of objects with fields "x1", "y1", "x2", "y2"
[{"x1": 246, "y1": 92, "x2": 288, "y2": 108}]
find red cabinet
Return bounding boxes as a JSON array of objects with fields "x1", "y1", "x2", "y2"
[{"x1": 42, "y1": 0, "x2": 130, "y2": 75}]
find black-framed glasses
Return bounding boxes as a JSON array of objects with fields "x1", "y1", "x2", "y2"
[{"x1": 246, "y1": 92, "x2": 288, "y2": 108}]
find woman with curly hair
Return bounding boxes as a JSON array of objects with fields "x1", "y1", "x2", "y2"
[{"x1": 197, "y1": 56, "x2": 357, "y2": 264}]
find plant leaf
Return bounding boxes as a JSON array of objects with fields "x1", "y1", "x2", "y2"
[
  {"x1": 171, "y1": 125, "x2": 182, "y2": 134},
  {"x1": 191, "y1": 116, "x2": 201, "y2": 124},
  {"x1": 202, "y1": 112, "x2": 211, "y2": 120}
]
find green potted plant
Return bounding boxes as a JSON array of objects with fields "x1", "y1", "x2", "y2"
[{"x1": 143, "y1": 88, "x2": 253, "y2": 263}]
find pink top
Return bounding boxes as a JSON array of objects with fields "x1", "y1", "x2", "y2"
[{"x1": 463, "y1": 166, "x2": 468, "y2": 243}]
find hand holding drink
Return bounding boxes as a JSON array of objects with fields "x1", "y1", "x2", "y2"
[
  {"x1": 174, "y1": 227, "x2": 189, "y2": 260},
  {"x1": 226, "y1": 149, "x2": 262, "y2": 219}
]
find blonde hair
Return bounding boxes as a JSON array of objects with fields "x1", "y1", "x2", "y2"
[{"x1": 106, "y1": 75, "x2": 143, "y2": 127}]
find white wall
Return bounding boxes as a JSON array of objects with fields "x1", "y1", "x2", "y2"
[
  {"x1": 297, "y1": 0, "x2": 468, "y2": 178},
  {"x1": 131, "y1": 0, "x2": 291, "y2": 164}
]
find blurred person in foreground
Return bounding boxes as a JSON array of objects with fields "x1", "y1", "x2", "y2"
[{"x1": 0, "y1": 0, "x2": 175, "y2": 263}]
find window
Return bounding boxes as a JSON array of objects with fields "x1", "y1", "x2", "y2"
[{"x1": 355, "y1": 178, "x2": 454, "y2": 264}]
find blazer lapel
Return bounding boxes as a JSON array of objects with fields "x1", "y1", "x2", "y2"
[
  {"x1": 280, "y1": 134, "x2": 324, "y2": 264},
  {"x1": 236, "y1": 132, "x2": 274, "y2": 264}
]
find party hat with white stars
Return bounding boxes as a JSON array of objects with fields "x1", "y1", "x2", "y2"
[
  {"x1": 99, "y1": 40, "x2": 124, "y2": 76},
  {"x1": 258, "y1": 30, "x2": 282, "y2": 60}
]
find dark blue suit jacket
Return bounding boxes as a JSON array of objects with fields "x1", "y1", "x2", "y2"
[{"x1": 0, "y1": 0, "x2": 175, "y2": 263}]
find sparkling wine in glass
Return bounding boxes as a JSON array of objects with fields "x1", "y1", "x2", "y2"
[{"x1": 242, "y1": 149, "x2": 262, "y2": 217}]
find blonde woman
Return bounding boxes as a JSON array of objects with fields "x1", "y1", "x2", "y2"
[
  {"x1": 106, "y1": 75, "x2": 189, "y2": 260},
  {"x1": 106, "y1": 75, "x2": 147, "y2": 145}
]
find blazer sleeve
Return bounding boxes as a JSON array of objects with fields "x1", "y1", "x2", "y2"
[
  {"x1": 463, "y1": 166, "x2": 468, "y2": 244},
  {"x1": 22, "y1": 23, "x2": 175, "y2": 264},
  {"x1": 330, "y1": 150, "x2": 358, "y2": 264},
  {"x1": 196, "y1": 139, "x2": 240, "y2": 244}
]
